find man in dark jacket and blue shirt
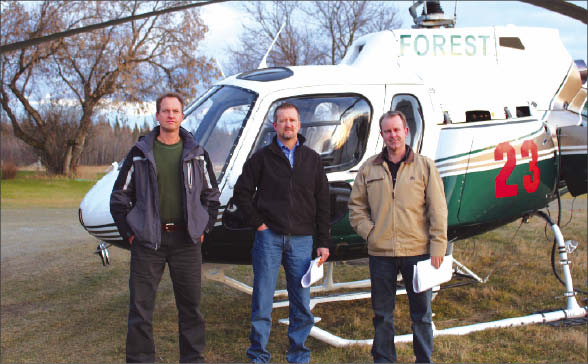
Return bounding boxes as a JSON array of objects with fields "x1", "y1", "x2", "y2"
[
  {"x1": 234, "y1": 102, "x2": 330, "y2": 363},
  {"x1": 110, "y1": 92, "x2": 220, "y2": 363}
]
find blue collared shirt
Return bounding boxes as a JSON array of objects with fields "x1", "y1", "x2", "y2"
[{"x1": 276, "y1": 138, "x2": 299, "y2": 168}]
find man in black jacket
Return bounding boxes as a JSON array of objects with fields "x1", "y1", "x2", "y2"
[
  {"x1": 234, "y1": 102, "x2": 330, "y2": 363},
  {"x1": 110, "y1": 92, "x2": 220, "y2": 363}
]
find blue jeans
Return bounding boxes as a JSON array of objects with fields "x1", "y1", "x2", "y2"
[
  {"x1": 369, "y1": 255, "x2": 433, "y2": 363},
  {"x1": 247, "y1": 229, "x2": 314, "y2": 363}
]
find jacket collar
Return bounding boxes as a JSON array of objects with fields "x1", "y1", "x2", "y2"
[
  {"x1": 136, "y1": 126, "x2": 201, "y2": 158},
  {"x1": 373, "y1": 145, "x2": 414, "y2": 165},
  {"x1": 269, "y1": 134, "x2": 306, "y2": 154}
]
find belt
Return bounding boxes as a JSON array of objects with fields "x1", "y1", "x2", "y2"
[{"x1": 162, "y1": 222, "x2": 185, "y2": 232}]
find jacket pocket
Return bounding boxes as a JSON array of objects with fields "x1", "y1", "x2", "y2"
[
  {"x1": 366, "y1": 226, "x2": 375, "y2": 245},
  {"x1": 366, "y1": 175, "x2": 384, "y2": 184},
  {"x1": 365, "y1": 175, "x2": 384, "y2": 193},
  {"x1": 184, "y1": 156, "x2": 203, "y2": 194},
  {"x1": 365, "y1": 175, "x2": 387, "y2": 211},
  {"x1": 187, "y1": 155, "x2": 208, "y2": 194},
  {"x1": 131, "y1": 157, "x2": 150, "y2": 201},
  {"x1": 186, "y1": 159, "x2": 194, "y2": 193}
]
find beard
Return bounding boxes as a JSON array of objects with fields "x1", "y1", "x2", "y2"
[{"x1": 279, "y1": 130, "x2": 296, "y2": 140}]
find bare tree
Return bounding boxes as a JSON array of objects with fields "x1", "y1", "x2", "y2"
[
  {"x1": 309, "y1": 1, "x2": 402, "y2": 65},
  {"x1": 81, "y1": 118, "x2": 151, "y2": 166},
  {"x1": 226, "y1": 1, "x2": 324, "y2": 75},
  {"x1": 226, "y1": 1, "x2": 402, "y2": 74},
  {"x1": 0, "y1": 1, "x2": 217, "y2": 176},
  {"x1": 0, "y1": 121, "x2": 37, "y2": 167}
]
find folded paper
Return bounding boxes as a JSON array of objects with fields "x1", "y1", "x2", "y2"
[
  {"x1": 412, "y1": 255, "x2": 453, "y2": 293},
  {"x1": 301, "y1": 257, "x2": 324, "y2": 288}
]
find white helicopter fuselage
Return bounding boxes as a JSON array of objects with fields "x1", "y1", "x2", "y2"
[{"x1": 79, "y1": 26, "x2": 586, "y2": 263}]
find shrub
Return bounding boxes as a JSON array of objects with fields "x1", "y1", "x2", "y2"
[{"x1": 1, "y1": 160, "x2": 18, "y2": 180}]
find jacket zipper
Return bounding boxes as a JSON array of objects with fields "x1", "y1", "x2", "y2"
[
  {"x1": 187, "y1": 160, "x2": 193, "y2": 192},
  {"x1": 278, "y1": 148, "x2": 294, "y2": 233},
  {"x1": 394, "y1": 163, "x2": 406, "y2": 255}
]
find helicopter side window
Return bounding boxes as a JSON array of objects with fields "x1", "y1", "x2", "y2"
[
  {"x1": 390, "y1": 94, "x2": 424, "y2": 151},
  {"x1": 251, "y1": 94, "x2": 372, "y2": 172}
]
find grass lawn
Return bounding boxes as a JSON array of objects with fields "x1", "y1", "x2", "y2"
[
  {"x1": 0, "y1": 170, "x2": 586, "y2": 363},
  {"x1": 1, "y1": 166, "x2": 109, "y2": 208}
]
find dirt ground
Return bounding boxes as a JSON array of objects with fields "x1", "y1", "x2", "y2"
[
  {"x1": 2, "y1": 197, "x2": 582, "y2": 262},
  {"x1": 0, "y1": 197, "x2": 585, "y2": 362},
  {"x1": 1, "y1": 208, "x2": 90, "y2": 261}
]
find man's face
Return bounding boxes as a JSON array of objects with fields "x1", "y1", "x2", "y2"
[
  {"x1": 380, "y1": 115, "x2": 408, "y2": 152},
  {"x1": 156, "y1": 97, "x2": 184, "y2": 134},
  {"x1": 273, "y1": 107, "x2": 300, "y2": 142}
]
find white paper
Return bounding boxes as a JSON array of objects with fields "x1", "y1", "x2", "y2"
[
  {"x1": 412, "y1": 255, "x2": 453, "y2": 293},
  {"x1": 301, "y1": 257, "x2": 324, "y2": 288}
]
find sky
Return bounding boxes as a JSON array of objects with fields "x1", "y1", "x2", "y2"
[
  {"x1": 7, "y1": 1, "x2": 584, "y2": 127},
  {"x1": 199, "y1": 1, "x2": 588, "y2": 70}
]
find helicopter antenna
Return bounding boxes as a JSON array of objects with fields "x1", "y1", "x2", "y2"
[
  {"x1": 258, "y1": 21, "x2": 286, "y2": 69},
  {"x1": 454, "y1": 0, "x2": 458, "y2": 24},
  {"x1": 214, "y1": 58, "x2": 225, "y2": 79}
]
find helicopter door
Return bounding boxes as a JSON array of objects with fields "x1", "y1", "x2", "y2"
[{"x1": 390, "y1": 94, "x2": 424, "y2": 152}]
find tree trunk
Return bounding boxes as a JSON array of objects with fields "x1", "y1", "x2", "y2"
[
  {"x1": 63, "y1": 144, "x2": 74, "y2": 177},
  {"x1": 67, "y1": 107, "x2": 94, "y2": 177}
]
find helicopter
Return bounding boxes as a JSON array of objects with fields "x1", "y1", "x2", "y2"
[{"x1": 77, "y1": 0, "x2": 587, "y2": 346}]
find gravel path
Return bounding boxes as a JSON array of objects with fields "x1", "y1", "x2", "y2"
[{"x1": 1, "y1": 208, "x2": 91, "y2": 261}]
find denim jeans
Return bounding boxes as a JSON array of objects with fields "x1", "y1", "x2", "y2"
[
  {"x1": 246, "y1": 229, "x2": 314, "y2": 363},
  {"x1": 369, "y1": 254, "x2": 433, "y2": 363},
  {"x1": 126, "y1": 230, "x2": 205, "y2": 363}
]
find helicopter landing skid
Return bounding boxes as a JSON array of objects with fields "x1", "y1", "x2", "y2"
[
  {"x1": 298, "y1": 214, "x2": 587, "y2": 347},
  {"x1": 202, "y1": 261, "x2": 373, "y2": 304},
  {"x1": 203, "y1": 215, "x2": 587, "y2": 347}
]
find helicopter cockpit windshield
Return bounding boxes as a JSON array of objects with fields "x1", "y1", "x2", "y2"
[
  {"x1": 251, "y1": 94, "x2": 372, "y2": 172},
  {"x1": 183, "y1": 86, "x2": 258, "y2": 181}
]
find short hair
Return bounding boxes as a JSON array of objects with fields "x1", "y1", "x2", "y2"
[
  {"x1": 156, "y1": 92, "x2": 184, "y2": 113},
  {"x1": 379, "y1": 110, "x2": 407, "y2": 130},
  {"x1": 273, "y1": 102, "x2": 300, "y2": 123}
]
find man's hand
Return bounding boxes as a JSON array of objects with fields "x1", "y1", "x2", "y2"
[
  {"x1": 200, "y1": 234, "x2": 204, "y2": 243},
  {"x1": 431, "y1": 255, "x2": 443, "y2": 269},
  {"x1": 257, "y1": 223, "x2": 268, "y2": 231},
  {"x1": 316, "y1": 248, "x2": 329, "y2": 267},
  {"x1": 129, "y1": 235, "x2": 135, "y2": 245}
]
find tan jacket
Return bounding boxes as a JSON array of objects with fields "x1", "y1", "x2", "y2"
[{"x1": 348, "y1": 148, "x2": 448, "y2": 257}]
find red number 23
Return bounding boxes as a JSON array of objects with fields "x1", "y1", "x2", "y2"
[{"x1": 494, "y1": 140, "x2": 540, "y2": 198}]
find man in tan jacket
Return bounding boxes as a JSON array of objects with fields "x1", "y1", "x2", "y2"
[{"x1": 348, "y1": 110, "x2": 447, "y2": 363}]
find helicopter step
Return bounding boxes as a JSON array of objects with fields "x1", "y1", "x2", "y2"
[{"x1": 94, "y1": 242, "x2": 111, "y2": 266}]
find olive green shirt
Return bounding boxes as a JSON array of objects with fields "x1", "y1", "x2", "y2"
[{"x1": 153, "y1": 138, "x2": 184, "y2": 223}]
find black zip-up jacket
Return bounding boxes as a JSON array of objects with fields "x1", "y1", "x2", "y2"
[
  {"x1": 233, "y1": 135, "x2": 330, "y2": 248},
  {"x1": 110, "y1": 126, "x2": 220, "y2": 249}
]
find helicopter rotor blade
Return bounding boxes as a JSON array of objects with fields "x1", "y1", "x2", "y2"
[
  {"x1": 0, "y1": 0, "x2": 228, "y2": 55},
  {"x1": 519, "y1": 0, "x2": 587, "y2": 24}
]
